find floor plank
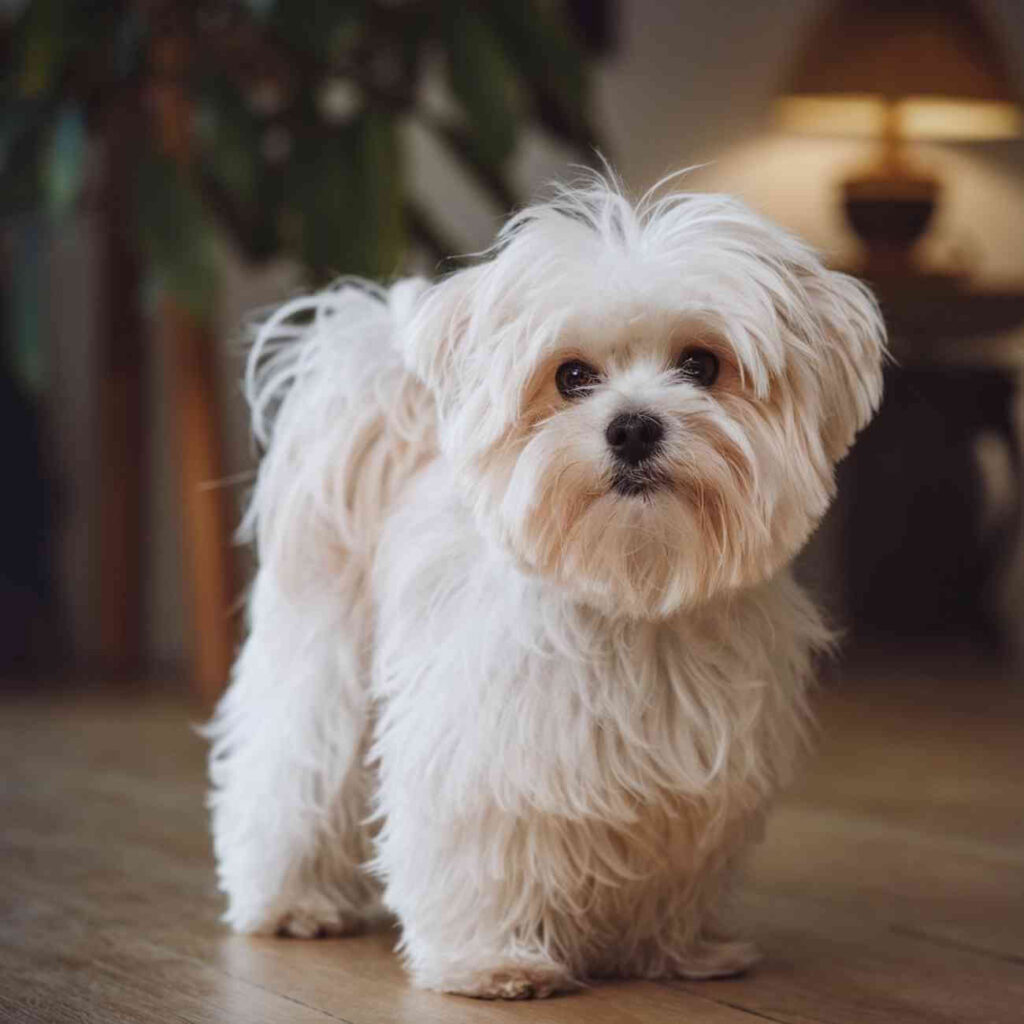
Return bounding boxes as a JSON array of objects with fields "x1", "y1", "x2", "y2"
[{"x1": 1, "y1": 659, "x2": 1021, "y2": 1023}]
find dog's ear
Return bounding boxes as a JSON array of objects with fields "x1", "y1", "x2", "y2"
[
  {"x1": 397, "y1": 266, "x2": 486, "y2": 412},
  {"x1": 801, "y1": 269, "x2": 887, "y2": 463}
]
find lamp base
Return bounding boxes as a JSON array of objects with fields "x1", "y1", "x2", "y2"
[{"x1": 843, "y1": 168, "x2": 940, "y2": 279}]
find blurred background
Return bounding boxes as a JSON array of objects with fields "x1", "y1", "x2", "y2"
[{"x1": 2, "y1": 0, "x2": 1022, "y2": 702}]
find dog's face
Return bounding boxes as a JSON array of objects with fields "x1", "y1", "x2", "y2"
[{"x1": 403, "y1": 182, "x2": 886, "y2": 618}]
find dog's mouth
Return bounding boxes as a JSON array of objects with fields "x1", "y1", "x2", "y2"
[{"x1": 611, "y1": 466, "x2": 670, "y2": 498}]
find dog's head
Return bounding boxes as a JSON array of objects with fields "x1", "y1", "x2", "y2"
[{"x1": 402, "y1": 177, "x2": 886, "y2": 618}]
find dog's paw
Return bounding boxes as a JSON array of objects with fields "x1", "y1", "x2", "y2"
[
  {"x1": 671, "y1": 938, "x2": 761, "y2": 980},
  {"x1": 273, "y1": 894, "x2": 367, "y2": 939},
  {"x1": 431, "y1": 962, "x2": 578, "y2": 1000}
]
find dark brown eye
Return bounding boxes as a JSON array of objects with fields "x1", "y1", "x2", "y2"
[
  {"x1": 675, "y1": 348, "x2": 719, "y2": 387},
  {"x1": 555, "y1": 359, "x2": 601, "y2": 399}
]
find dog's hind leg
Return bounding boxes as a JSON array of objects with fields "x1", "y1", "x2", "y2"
[
  {"x1": 205, "y1": 279, "x2": 433, "y2": 936},
  {"x1": 206, "y1": 565, "x2": 379, "y2": 936}
]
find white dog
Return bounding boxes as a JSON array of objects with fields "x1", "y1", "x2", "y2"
[{"x1": 207, "y1": 173, "x2": 885, "y2": 999}]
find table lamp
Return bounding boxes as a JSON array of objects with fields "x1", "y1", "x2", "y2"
[{"x1": 775, "y1": 0, "x2": 1023, "y2": 280}]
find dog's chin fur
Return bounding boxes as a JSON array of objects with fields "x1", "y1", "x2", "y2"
[{"x1": 206, "y1": 173, "x2": 886, "y2": 998}]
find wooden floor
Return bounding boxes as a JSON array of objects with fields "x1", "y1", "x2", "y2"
[{"x1": 2, "y1": 655, "x2": 1022, "y2": 1023}]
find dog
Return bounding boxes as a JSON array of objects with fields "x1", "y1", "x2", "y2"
[{"x1": 207, "y1": 172, "x2": 885, "y2": 999}]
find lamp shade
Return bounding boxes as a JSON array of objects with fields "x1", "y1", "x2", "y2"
[{"x1": 775, "y1": 0, "x2": 1023, "y2": 140}]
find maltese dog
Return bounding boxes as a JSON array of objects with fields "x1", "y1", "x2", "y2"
[{"x1": 207, "y1": 173, "x2": 885, "y2": 999}]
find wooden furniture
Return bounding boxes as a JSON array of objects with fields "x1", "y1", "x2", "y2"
[
  {"x1": 1, "y1": 658, "x2": 1022, "y2": 1022},
  {"x1": 838, "y1": 281, "x2": 1024, "y2": 651}
]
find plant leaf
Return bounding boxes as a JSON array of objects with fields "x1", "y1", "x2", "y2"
[
  {"x1": 197, "y1": 78, "x2": 262, "y2": 213},
  {"x1": 136, "y1": 153, "x2": 219, "y2": 317},
  {"x1": 268, "y1": 0, "x2": 360, "y2": 59},
  {"x1": 0, "y1": 97, "x2": 55, "y2": 218},
  {"x1": 42, "y1": 102, "x2": 86, "y2": 221},
  {"x1": 287, "y1": 111, "x2": 402, "y2": 282},
  {"x1": 480, "y1": 2, "x2": 592, "y2": 148},
  {"x1": 443, "y1": 5, "x2": 519, "y2": 168},
  {"x1": 243, "y1": 0, "x2": 276, "y2": 19},
  {"x1": 6, "y1": 218, "x2": 46, "y2": 396},
  {"x1": 195, "y1": 80, "x2": 283, "y2": 262},
  {"x1": 112, "y1": 5, "x2": 145, "y2": 82},
  {"x1": 13, "y1": 0, "x2": 71, "y2": 98}
]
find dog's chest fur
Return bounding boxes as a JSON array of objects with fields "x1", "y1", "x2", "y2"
[{"x1": 371, "y1": 462, "x2": 824, "y2": 842}]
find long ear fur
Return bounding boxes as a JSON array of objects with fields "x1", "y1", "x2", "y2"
[
  {"x1": 803, "y1": 269, "x2": 886, "y2": 462},
  {"x1": 399, "y1": 266, "x2": 485, "y2": 409}
]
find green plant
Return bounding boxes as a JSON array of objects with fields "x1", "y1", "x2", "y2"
[
  {"x1": 1, "y1": 0, "x2": 602, "y2": 306},
  {"x1": 0, "y1": 0, "x2": 603, "y2": 689}
]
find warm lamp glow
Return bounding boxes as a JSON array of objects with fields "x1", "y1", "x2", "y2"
[
  {"x1": 775, "y1": 94, "x2": 1023, "y2": 141},
  {"x1": 776, "y1": 0, "x2": 1023, "y2": 278},
  {"x1": 775, "y1": 95, "x2": 888, "y2": 138},
  {"x1": 778, "y1": 0, "x2": 1023, "y2": 143},
  {"x1": 900, "y1": 97, "x2": 1022, "y2": 140}
]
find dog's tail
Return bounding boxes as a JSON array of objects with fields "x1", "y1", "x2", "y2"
[
  {"x1": 243, "y1": 276, "x2": 427, "y2": 451},
  {"x1": 239, "y1": 277, "x2": 434, "y2": 576}
]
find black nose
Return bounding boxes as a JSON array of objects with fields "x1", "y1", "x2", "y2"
[{"x1": 605, "y1": 411, "x2": 664, "y2": 466}]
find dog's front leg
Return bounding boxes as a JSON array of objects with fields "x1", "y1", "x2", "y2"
[
  {"x1": 375, "y1": 805, "x2": 578, "y2": 999},
  {"x1": 206, "y1": 569, "x2": 378, "y2": 937}
]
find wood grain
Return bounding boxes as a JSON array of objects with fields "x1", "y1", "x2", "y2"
[{"x1": 1, "y1": 660, "x2": 1021, "y2": 1023}]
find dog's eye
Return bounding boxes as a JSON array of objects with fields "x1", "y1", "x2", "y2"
[
  {"x1": 555, "y1": 359, "x2": 601, "y2": 399},
  {"x1": 675, "y1": 348, "x2": 719, "y2": 388}
]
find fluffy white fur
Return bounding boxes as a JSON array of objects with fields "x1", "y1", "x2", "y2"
[{"x1": 207, "y1": 174, "x2": 886, "y2": 998}]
